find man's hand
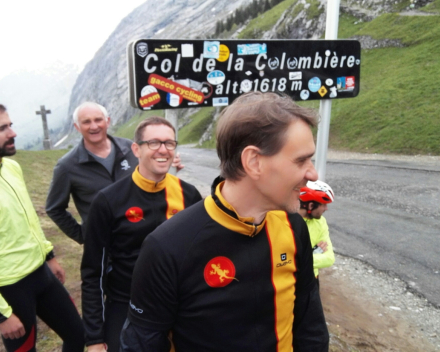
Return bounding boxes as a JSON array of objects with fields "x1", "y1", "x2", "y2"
[
  {"x1": 87, "y1": 343, "x2": 107, "y2": 351},
  {"x1": 172, "y1": 152, "x2": 184, "y2": 172},
  {"x1": 317, "y1": 241, "x2": 328, "y2": 253},
  {"x1": 47, "y1": 258, "x2": 66, "y2": 284},
  {"x1": 0, "y1": 314, "x2": 25, "y2": 339}
]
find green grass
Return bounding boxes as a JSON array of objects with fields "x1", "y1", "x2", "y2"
[
  {"x1": 238, "y1": 0, "x2": 299, "y2": 39},
  {"x1": 328, "y1": 13, "x2": 440, "y2": 155},
  {"x1": 421, "y1": 0, "x2": 440, "y2": 13},
  {"x1": 114, "y1": 109, "x2": 164, "y2": 141},
  {"x1": 178, "y1": 107, "x2": 215, "y2": 145},
  {"x1": 337, "y1": 13, "x2": 369, "y2": 39},
  {"x1": 305, "y1": 0, "x2": 322, "y2": 20}
]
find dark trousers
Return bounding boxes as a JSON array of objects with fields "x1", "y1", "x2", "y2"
[
  {"x1": 0, "y1": 263, "x2": 84, "y2": 352},
  {"x1": 104, "y1": 300, "x2": 129, "y2": 352}
]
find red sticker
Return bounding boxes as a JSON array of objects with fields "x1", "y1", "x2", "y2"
[
  {"x1": 139, "y1": 92, "x2": 161, "y2": 108},
  {"x1": 148, "y1": 73, "x2": 204, "y2": 104},
  {"x1": 125, "y1": 207, "x2": 144, "y2": 223},
  {"x1": 204, "y1": 256, "x2": 238, "y2": 288}
]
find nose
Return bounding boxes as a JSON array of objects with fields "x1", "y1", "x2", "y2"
[
  {"x1": 306, "y1": 162, "x2": 319, "y2": 182},
  {"x1": 157, "y1": 142, "x2": 168, "y2": 153},
  {"x1": 8, "y1": 127, "x2": 17, "y2": 139}
]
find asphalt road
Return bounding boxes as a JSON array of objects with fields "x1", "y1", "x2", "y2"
[{"x1": 177, "y1": 146, "x2": 440, "y2": 308}]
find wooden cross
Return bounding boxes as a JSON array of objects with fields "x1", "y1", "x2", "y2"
[{"x1": 36, "y1": 105, "x2": 52, "y2": 150}]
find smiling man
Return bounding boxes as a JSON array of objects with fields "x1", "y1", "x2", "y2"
[
  {"x1": 45, "y1": 102, "x2": 139, "y2": 244},
  {"x1": 81, "y1": 117, "x2": 201, "y2": 352},
  {"x1": 121, "y1": 92, "x2": 329, "y2": 352}
]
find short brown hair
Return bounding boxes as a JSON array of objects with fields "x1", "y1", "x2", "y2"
[
  {"x1": 0, "y1": 104, "x2": 6, "y2": 113},
  {"x1": 134, "y1": 116, "x2": 176, "y2": 143},
  {"x1": 216, "y1": 92, "x2": 318, "y2": 181}
]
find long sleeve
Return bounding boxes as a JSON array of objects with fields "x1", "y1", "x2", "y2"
[
  {"x1": 291, "y1": 215, "x2": 329, "y2": 351},
  {"x1": 0, "y1": 294, "x2": 12, "y2": 323},
  {"x1": 80, "y1": 192, "x2": 112, "y2": 346},
  {"x1": 308, "y1": 216, "x2": 335, "y2": 276},
  {"x1": 46, "y1": 162, "x2": 83, "y2": 244}
]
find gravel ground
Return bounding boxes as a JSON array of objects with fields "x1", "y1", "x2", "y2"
[
  {"x1": 324, "y1": 149, "x2": 440, "y2": 350},
  {"x1": 330, "y1": 253, "x2": 440, "y2": 350}
]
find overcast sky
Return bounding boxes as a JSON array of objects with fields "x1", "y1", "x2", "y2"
[{"x1": 0, "y1": 0, "x2": 147, "y2": 80}]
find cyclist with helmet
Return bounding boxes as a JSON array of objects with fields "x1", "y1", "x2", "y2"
[{"x1": 299, "y1": 180, "x2": 335, "y2": 282}]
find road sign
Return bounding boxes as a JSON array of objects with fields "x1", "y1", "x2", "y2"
[{"x1": 127, "y1": 39, "x2": 360, "y2": 110}]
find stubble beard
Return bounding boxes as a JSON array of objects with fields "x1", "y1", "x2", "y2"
[{"x1": 0, "y1": 139, "x2": 16, "y2": 157}]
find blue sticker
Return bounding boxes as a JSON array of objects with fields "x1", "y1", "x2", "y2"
[
  {"x1": 213, "y1": 97, "x2": 229, "y2": 106},
  {"x1": 204, "y1": 41, "x2": 220, "y2": 59},
  {"x1": 237, "y1": 43, "x2": 267, "y2": 55},
  {"x1": 308, "y1": 77, "x2": 321, "y2": 93},
  {"x1": 207, "y1": 70, "x2": 226, "y2": 85},
  {"x1": 300, "y1": 90, "x2": 310, "y2": 100}
]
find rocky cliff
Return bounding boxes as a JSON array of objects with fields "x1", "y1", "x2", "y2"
[
  {"x1": 64, "y1": 0, "x2": 253, "y2": 140},
  {"x1": 64, "y1": 0, "x2": 425, "y2": 145}
]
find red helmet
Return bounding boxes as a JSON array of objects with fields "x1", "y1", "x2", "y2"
[{"x1": 300, "y1": 180, "x2": 335, "y2": 204}]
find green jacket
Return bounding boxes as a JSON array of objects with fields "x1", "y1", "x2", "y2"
[
  {"x1": 0, "y1": 158, "x2": 53, "y2": 320},
  {"x1": 304, "y1": 216, "x2": 335, "y2": 277}
]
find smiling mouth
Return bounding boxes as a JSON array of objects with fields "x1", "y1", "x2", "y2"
[{"x1": 155, "y1": 158, "x2": 168, "y2": 162}]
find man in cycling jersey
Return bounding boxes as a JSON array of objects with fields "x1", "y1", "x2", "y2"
[
  {"x1": 81, "y1": 116, "x2": 201, "y2": 352},
  {"x1": 120, "y1": 92, "x2": 329, "y2": 351}
]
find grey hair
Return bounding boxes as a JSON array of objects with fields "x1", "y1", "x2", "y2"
[{"x1": 72, "y1": 102, "x2": 109, "y2": 124}]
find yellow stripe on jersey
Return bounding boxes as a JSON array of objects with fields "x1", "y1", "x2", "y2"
[
  {"x1": 164, "y1": 174, "x2": 185, "y2": 219},
  {"x1": 266, "y1": 211, "x2": 298, "y2": 352},
  {"x1": 132, "y1": 167, "x2": 185, "y2": 219}
]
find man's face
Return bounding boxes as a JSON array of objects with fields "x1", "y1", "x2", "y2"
[
  {"x1": 132, "y1": 124, "x2": 176, "y2": 182},
  {"x1": 310, "y1": 203, "x2": 328, "y2": 219},
  {"x1": 257, "y1": 120, "x2": 318, "y2": 213},
  {"x1": 0, "y1": 111, "x2": 17, "y2": 157},
  {"x1": 74, "y1": 106, "x2": 110, "y2": 146}
]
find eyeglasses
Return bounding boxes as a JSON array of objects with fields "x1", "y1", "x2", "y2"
[{"x1": 137, "y1": 139, "x2": 178, "y2": 151}]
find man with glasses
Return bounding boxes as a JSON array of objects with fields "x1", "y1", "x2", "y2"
[
  {"x1": 121, "y1": 92, "x2": 329, "y2": 351},
  {"x1": 45, "y1": 102, "x2": 183, "y2": 245},
  {"x1": 81, "y1": 117, "x2": 202, "y2": 352}
]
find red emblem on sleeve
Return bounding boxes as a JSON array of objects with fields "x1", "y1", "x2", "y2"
[
  {"x1": 125, "y1": 207, "x2": 144, "y2": 223},
  {"x1": 204, "y1": 256, "x2": 238, "y2": 288}
]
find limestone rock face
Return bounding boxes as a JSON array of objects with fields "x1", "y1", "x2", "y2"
[
  {"x1": 65, "y1": 0, "x2": 422, "y2": 143},
  {"x1": 65, "y1": 0, "x2": 253, "y2": 137}
]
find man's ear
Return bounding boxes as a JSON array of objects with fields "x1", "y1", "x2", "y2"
[
  {"x1": 73, "y1": 123, "x2": 80, "y2": 132},
  {"x1": 131, "y1": 142, "x2": 140, "y2": 158},
  {"x1": 241, "y1": 146, "x2": 262, "y2": 180},
  {"x1": 106, "y1": 117, "x2": 111, "y2": 126},
  {"x1": 308, "y1": 202, "x2": 314, "y2": 211}
]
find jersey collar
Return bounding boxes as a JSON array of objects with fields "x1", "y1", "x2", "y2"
[
  {"x1": 132, "y1": 166, "x2": 168, "y2": 193},
  {"x1": 204, "y1": 177, "x2": 266, "y2": 237}
]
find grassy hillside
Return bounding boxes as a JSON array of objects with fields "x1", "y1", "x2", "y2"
[
  {"x1": 113, "y1": 109, "x2": 165, "y2": 141},
  {"x1": 113, "y1": 1, "x2": 439, "y2": 156},
  {"x1": 332, "y1": 12, "x2": 440, "y2": 154}
]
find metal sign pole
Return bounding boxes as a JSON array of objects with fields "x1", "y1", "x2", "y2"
[
  {"x1": 315, "y1": 0, "x2": 341, "y2": 181},
  {"x1": 165, "y1": 109, "x2": 179, "y2": 175}
]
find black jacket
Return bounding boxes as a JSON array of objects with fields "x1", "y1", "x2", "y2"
[
  {"x1": 81, "y1": 169, "x2": 202, "y2": 346},
  {"x1": 45, "y1": 135, "x2": 138, "y2": 244},
  {"x1": 121, "y1": 177, "x2": 329, "y2": 352}
]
